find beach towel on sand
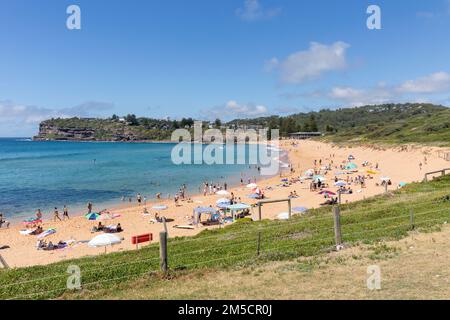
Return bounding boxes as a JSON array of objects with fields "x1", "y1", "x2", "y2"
[{"x1": 37, "y1": 228, "x2": 56, "y2": 239}]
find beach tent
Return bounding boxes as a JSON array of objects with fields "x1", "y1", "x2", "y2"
[
  {"x1": 216, "y1": 190, "x2": 230, "y2": 196},
  {"x1": 85, "y1": 212, "x2": 100, "y2": 220},
  {"x1": 193, "y1": 206, "x2": 218, "y2": 225},
  {"x1": 152, "y1": 205, "x2": 168, "y2": 210},
  {"x1": 226, "y1": 203, "x2": 251, "y2": 221},
  {"x1": 334, "y1": 181, "x2": 347, "y2": 187},
  {"x1": 246, "y1": 183, "x2": 258, "y2": 188},
  {"x1": 292, "y1": 206, "x2": 308, "y2": 213},
  {"x1": 345, "y1": 162, "x2": 358, "y2": 170}
]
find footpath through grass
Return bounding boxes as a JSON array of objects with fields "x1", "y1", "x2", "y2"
[{"x1": 0, "y1": 175, "x2": 449, "y2": 300}]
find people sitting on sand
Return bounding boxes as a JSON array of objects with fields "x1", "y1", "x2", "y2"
[
  {"x1": 91, "y1": 222, "x2": 105, "y2": 233},
  {"x1": 30, "y1": 225, "x2": 44, "y2": 235},
  {"x1": 0, "y1": 213, "x2": 10, "y2": 229},
  {"x1": 104, "y1": 223, "x2": 123, "y2": 233}
]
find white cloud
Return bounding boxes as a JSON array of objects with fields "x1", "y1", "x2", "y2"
[
  {"x1": 236, "y1": 0, "x2": 281, "y2": 22},
  {"x1": 397, "y1": 72, "x2": 450, "y2": 94},
  {"x1": 203, "y1": 100, "x2": 268, "y2": 120},
  {"x1": 268, "y1": 41, "x2": 350, "y2": 84},
  {"x1": 328, "y1": 85, "x2": 394, "y2": 106},
  {"x1": 0, "y1": 100, "x2": 115, "y2": 136},
  {"x1": 319, "y1": 71, "x2": 450, "y2": 107}
]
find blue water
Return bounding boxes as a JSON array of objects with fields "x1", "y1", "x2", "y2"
[{"x1": 0, "y1": 138, "x2": 269, "y2": 220}]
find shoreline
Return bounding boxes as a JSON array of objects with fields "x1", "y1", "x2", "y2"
[{"x1": 1, "y1": 140, "x2": 449, "y2": 268}]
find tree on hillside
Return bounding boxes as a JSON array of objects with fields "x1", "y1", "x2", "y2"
[{"x1": 125, "y1": 114, "x2": 138, "y2": 125}]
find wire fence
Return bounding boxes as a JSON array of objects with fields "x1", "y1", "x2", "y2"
[{"x1": 1, "y1": 192, "x2": 449, "y2": 300}]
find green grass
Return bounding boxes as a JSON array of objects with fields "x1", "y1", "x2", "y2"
[
  {"x1": 1, "y1": 176, "x2": 449, "y2": 300},
  {"x1": 321, "y1": 109, "x2": 450, "y2": 146}
]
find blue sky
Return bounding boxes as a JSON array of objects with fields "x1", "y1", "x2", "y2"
[{"x1": 1, "y1": 0, "x2": 450, "y2": 136}]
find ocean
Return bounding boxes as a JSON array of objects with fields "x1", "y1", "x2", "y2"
[{"x1": 0, "y1": 138, "x2": 281, "y2": 221}]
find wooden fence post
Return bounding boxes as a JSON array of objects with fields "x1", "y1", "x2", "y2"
[
  {"x1": 410, "y1": 209, "x2": 415, "y2": 230},
  {"x1": 0, "y1": 254, "x2": 9, "y2": 269},
  {"x1": 333, "y1": 206, "x2": 342, "y2": 249},
  {"x1": 258, "y1": 204, "x2": 262, "y2": 221},
  {"x1": 257, "y1": 232, "x2": 261, "y2": 256},
  {"x1": 288, "y1": 199, "x2": 292, "y2": 219},
  {"x1": 159, "y1": 231, "x2": 168, "y2": 273}
]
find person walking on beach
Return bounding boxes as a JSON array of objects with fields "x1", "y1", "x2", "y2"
[
  {"x1": 87, "y1": 202, "x2": 93, "y2": 214},
  {"x1": 63, "y1": 205, "x2": 70, "y2": 220},
  {"x1": 53, "y1": 208, "x2": 62, "y2": 221},
  {"x1": 137, "y1": 193, "x2": 142, "y2": 205}
]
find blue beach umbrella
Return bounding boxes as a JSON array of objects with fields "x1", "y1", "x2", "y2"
[
  {"x1": 292, "y1": 206, "x2": 308, "y2": 213},
  {"x1": 194, "y1": 206, "x2": 217, "y2": 214},
  {"x1": 85, "y1": 212, "x2": 100, "y2": 220},
  {"x1": 334, "y1": 181, "x2": 347, "y2": 187},
  {"x1": 345, "y1": 162, "x2": 358, "y2": 170}
]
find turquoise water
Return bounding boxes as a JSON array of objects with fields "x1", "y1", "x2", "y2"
[{"x1": 0, "y1": 138, "x2": 271, "y2": 220}]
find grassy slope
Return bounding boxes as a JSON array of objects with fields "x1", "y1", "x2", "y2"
[
  {"x1": 0, "y1": 176, "x2": 449, "y2": 300},
  {"x1": 320, "y1": 108, "x2": 450, "y2": 147}
]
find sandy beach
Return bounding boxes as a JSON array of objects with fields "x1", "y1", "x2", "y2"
[{"x1": 0, "y1": 140, "x2": 449, "y2": 268}]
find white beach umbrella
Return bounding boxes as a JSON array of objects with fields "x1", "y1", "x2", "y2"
[
  {"x1": 152, "y1": 204, "x2": 168, "y2": 210},
  {"x1": 246, "y1": 183, "x2": 257, "y2": 188},
  {"x1": 88, "y1": 234, "x2": 122, "y2": 248},
  {"x1": 276, "y1": 212, "x2": 290, "y2": 220},
  {"x1": 216, "y1": 190, "x2": 230, "y2": 196},
  {"x1": 98, "y1": 213, "x2": 112, "y2": 221}
]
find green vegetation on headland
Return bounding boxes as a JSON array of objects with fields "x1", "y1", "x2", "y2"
[
  {"x1": 1, "y1": 175, "x2": 449, "y2": 300},
  {"x1": 34, "y1": 103, "x2": 450, "y2": 146}
]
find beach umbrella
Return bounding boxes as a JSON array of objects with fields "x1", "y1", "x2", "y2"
[
  {"x1": 152, "y1": 205, "x2": 168, "y2": 210},
  {"x1": 334, "y1": 181, "x2": 347, "y2": 187},
  {"x1": 216, "y1": 203, "x2": 230, "y2": 209},
  {"x1": 380, "y1": 177, "x2": 390, "y2": 181},
  {"x1": 292, "y1": 206, "x2": 308, "y2": 213},
  {"x1": 216, "y1": 198, "x2": 230, "y2": 205},
  {"x1": 98, "y1": 213, "x2": 112, "y2": 221},
  {"x1": 85, "y1": 212, "x2": 100, "y2": 220},
  {"x1": 216, "y1": 190, "x2": 230, "y2": 196},
  {"x1": 399, "y1": 182, "x2": 407, "y2": 187},
  {"x1": 194, "y1": 206, "x2": 217, "y2": 214},
  {"x1": 276, "y1": 212, "x2": 290, "y2": 220},
  {"x1": 345, "y1": 162, "x2": 358, "y2": 170},
  {"x1": 313, "y1": 175, "x2": 326, "y2": 182},
  {"x1": 246, "y1": 183, "x2": 257, "y2": 188},
  {"x1": 348, "y1": 155, "x2": 355, "y2": 160},
  {"x1": 88, "y1": 234, "x2": 122, "y2": 248},
  {"x1": 318, "y1": 190, "x2": 336, "y2": 196}
]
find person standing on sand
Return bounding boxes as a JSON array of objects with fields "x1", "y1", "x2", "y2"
[
  {"x1": 87, "y1": 202, "x2": 93, "y2": 213},
  {"x1": 63, "y1": 205, "x2": 69, "y2": 220},
  {"x1": 36, "y1": 209, "x2": 43, "y2": 220},
  {"x1": 137, "y1": 193, "x2": 142, "y2": 205},
  {"x1": 53, "y1": 207, "x2": 62, "y2": 221}
]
